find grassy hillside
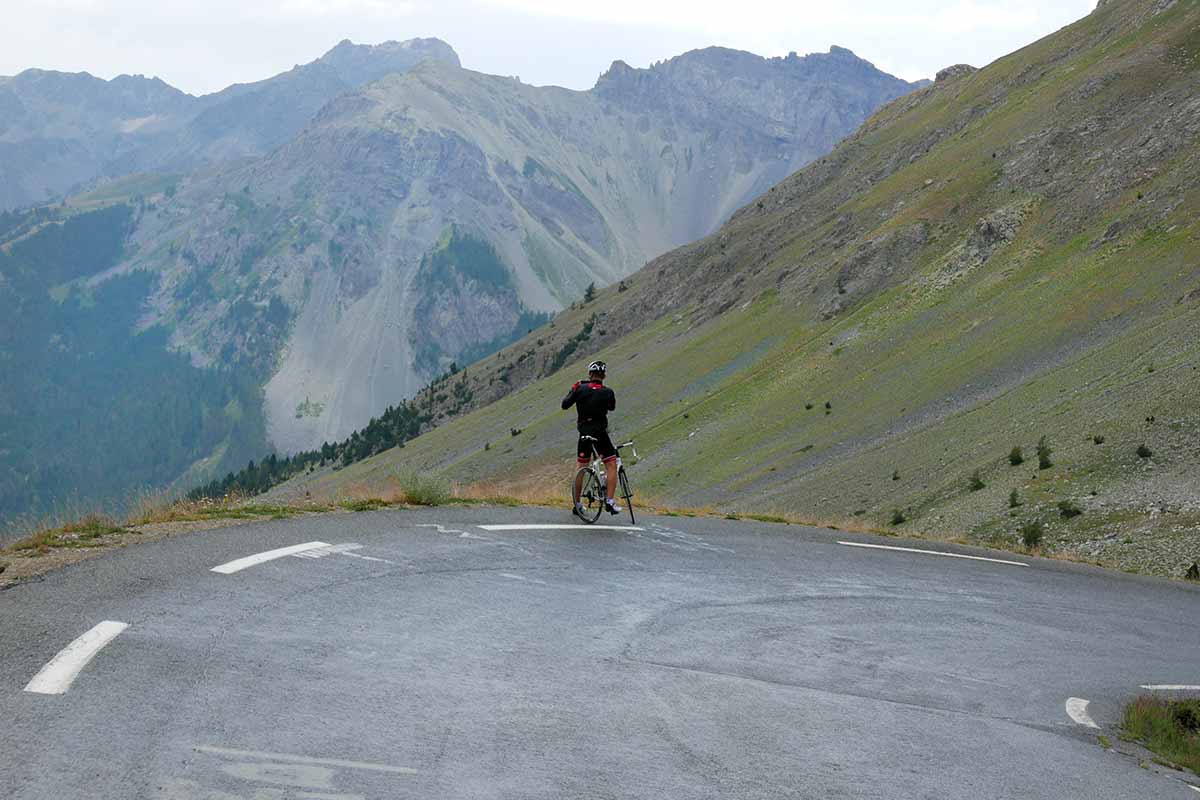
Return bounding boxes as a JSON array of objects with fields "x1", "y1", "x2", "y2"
[{"x1": 274, "y1": 0, "x2": 1200, "y2": 577}]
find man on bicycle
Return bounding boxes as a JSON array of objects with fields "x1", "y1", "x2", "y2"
[{"x1": 562, "y1": 360, "x2": 621, "y2": 517}]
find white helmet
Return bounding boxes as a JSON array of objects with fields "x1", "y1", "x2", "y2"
[{"x1": 588, "y1": 360, "x2": 607, "y2": 375}]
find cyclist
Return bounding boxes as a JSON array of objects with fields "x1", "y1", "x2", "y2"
[{"x1": 562, "y1": 359, "x2": 620, "y2": 517}]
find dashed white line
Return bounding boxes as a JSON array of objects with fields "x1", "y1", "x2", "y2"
[
  {"x1": 477, "y1": 524, "x2": 643, "y2": 531},
  {"x1": 1141, "y1": 684, "x2": 1200, "y2": 691},
  {"x1": 194, "y1": 745, "x2": 418, "y2": 775},
  {"x1": 1066, "y1": 697, "x2": 1100, "y2": 729},
  {"x1": 24, "y1": 621, "x2": 129, "y2": 695},
  {"x1": 342, "y1": 552, "x2": 397, "y2": 565},
  {"x1": 211, "y1": 542, "x2": 331, "y2": 574},
  {"x1": 499, "y1": 573, "x2": 548, "y2": 585},
  {"x1": 837, "y1": 541, "x2": 1028, "y2": 567}
]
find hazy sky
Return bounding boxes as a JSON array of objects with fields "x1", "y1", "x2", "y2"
[{"x1": 4, "y1": 0, "x2": 1097, "y2": 95}]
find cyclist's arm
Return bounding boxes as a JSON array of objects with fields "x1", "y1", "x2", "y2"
[
  {"x1": 561, "y1": 382, "x2": 580, "y2": 410},
  {"x1": 606, "y1": 388, "x2": 615, "y2": 411}
]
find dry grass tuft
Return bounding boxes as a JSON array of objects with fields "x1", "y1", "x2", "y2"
[{"x1": 8, "y1": 512, "x2": 126, "y2": 554}]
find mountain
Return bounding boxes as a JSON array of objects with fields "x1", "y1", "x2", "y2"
[
  {"x1": 0, "y1": 38, "x2": 459, "y2": 211},
  {"x1": 273, "y1": 0, "x2": 1200, "y2": 577},
  {"x1": 0, "y1": 42, "x2": 920, "y2": 526},
  {"x1": 115, "y1": 46, "x2": 920, "y2": 453}
]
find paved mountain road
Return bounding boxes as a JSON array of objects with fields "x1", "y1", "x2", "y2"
[{"x1": 2, "y1": 506, "x2": 1198, "y2": 798}]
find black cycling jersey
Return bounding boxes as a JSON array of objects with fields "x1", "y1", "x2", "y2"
[{"x1": 561, "y1": 378, "x2": 616, "y2": 435}]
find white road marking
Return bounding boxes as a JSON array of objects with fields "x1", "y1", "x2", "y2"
[
  {"x1": 477, "y1": 523, "x2": 643, "y2": 531},
  {"x1": 194, "y1": 745, "x2": 418, "y2": 775},
  {"x1": 499, "y1": 572, "x2": 548, "y2": 585},
  {"x1": 24, "y1": 621, "x2": 129, "y2": 695},
  {"x1": 1066, "y1": 697, "x2": 1100, "y2": 729},
  {"x1": 292, "y1": 543, "x2": 363, "y2": 559},
  {"x1": 837, "y1": 541, "x2": 1028, "y2": 567},
  {"x1": 416, "y1": 523, "x2": 486, "y2": 539},
  {"x1": 1190, "y1": 785, "x2": 1200, "y2": 795},
  {"x1": 211, "y1": 542, "x2": 331, "y2": 574},
  {"x1": 1141, "y1": 684, "x2": 1200, "y2": 691},
  {"x1": 342, "y1": 552, "x2": 397, "y2": 565}
]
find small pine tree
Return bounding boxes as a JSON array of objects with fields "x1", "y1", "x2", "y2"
[
  {"x1": 892, "y1": 469, "x2": 900, "y2": 481},
  {"x1": 1021, "y1": 520, "x2": 1044, "y2": 550},
  {"x1": 890, "y1": 508, "x2": 906, "y2": 525},
  {"x1": 1036, "y1": 437, "x2": 1053, "y2": 470},
  {"x1": 1009, "y1": 488, "x2": 1021, "y2": 508},
  {"x1": 1137, "y1": 444, "x2": 1153, "y2": 458},
  {"x1": 1009, "y1": 446, "x2": 1024, "y2": 466},
  {"x1": 1058, "y1": 500, "x2": 1082, "y2": 518},
  {"x1": 969, "y1": 470, "x2": 985, "y2": 492},
  {"x1": 583, "y1": 282, "x2": 596, "y2": 303}
]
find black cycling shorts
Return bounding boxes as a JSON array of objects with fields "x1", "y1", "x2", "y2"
[{"x1": 577, "y1": 431, "x2": 617, "y2": 464}]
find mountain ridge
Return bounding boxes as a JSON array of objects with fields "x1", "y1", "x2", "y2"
[{"x1": 113, "y1": 45, "x2": 920, "y2": 453}]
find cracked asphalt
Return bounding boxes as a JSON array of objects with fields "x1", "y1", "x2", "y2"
[{"x1": 2, "y1": 505, "x2": 1198, "y2": 798}]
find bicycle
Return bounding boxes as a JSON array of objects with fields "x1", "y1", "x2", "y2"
[{"x1": 573, "y1": 435, "x2": 637, "y2": 525}]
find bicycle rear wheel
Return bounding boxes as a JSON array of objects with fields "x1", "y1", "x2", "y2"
[
  {"x1": 618, "y1": 467, "x2": 635, "y2": 525},
  {"x1": 574, "y1": 466, "x2": 604, "y2": 523}
]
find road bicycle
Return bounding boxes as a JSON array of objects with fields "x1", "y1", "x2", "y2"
[{"x1": 574, "y1": 436, "x2": 637, "y2": 524}]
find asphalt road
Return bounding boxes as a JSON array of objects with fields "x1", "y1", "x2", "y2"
[{"x1": 2, "y1": 505, "x2": 1199, "y2": 799}]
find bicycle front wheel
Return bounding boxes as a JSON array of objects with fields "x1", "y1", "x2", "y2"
[
  {"x1": 574, "y1": 466, "x2": 604, "y2": 523},
  {"x1": 618, "y1": 467, "x2": 635, "y2": 525}
]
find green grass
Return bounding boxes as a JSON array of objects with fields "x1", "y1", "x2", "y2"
[
  {"x1": 1123, "y1": 696, "x2": 1200, "y2": 775},
  {"x1": 338, "y1": 498, "x2": 396, "y2": 512},
  {"x1": 8, "y1": 514, "x2": 128, "y2": 553},
  {"x1": 397, "y1": 471, "x2": 451, "y2": 506},
  {"x1": 744, "y1": 513, "x2": 790, "y2": 525}
]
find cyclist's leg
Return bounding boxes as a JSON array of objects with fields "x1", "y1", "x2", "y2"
[
  {"x1": 596, "y1": 433, "x2": 619, "y2": 505},
  {"x1": 573, "y1": 436, "x2": 590, "y2": 504}
]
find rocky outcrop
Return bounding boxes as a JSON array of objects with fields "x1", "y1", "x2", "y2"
[{"x1": 935, "y1": 64, "x2": 977, "y2": 83}]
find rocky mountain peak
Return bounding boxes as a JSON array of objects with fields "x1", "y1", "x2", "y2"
[{"x1": 315, "y1": 37, "x2": 460, "y2": 85}]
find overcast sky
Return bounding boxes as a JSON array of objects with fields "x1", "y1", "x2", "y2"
[{"x1": 5, "y1": 0, "x2": 1096, "y2": 95}]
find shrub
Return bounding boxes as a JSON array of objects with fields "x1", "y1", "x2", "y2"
[
  {"x1": 1137, "y1": 444, "x2": 1153, "y2": 458},
  {"x1": 1021, "y1": 520, "x2": 1044, "y2": 550},
  {"x1": 1058, "y1": 500, "x2": 1082, "y2": 518},
  {"x1": 892, "y1": 469, "x2": 900, "y2": 481},
  {"x1": 1093, "y1": 435, "x2": 1105, "y2": 445},
  {"x1": 1009, "y1": 489, "x2": 1021, "y2": 508},
  {"x1": 1036, "y1": 437, "x2": 1053, "y2": 470},
  {"x1": 890, "y1": 508, "x2": 906, "y2": 525},
  {"x1": 1009, "y1": 446, "x2": 1024, "y2": 466},
  {"x1": 398, "y1": 471, "x2": 451, "y2": 506},
  {"x1": 969, "y1": 470, "x2": 985, "y2": 492}
]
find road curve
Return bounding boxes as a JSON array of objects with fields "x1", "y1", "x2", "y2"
[{"x1": 2, "y1": 505, "x2": 1198, "y2": 799}]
